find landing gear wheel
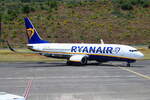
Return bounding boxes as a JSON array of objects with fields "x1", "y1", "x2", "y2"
[
  {"x1": 66, "y1": 61, "x2": 72, "y2": 65},
  {"x1": 81, "y1": 57, "x2": 87, "y2": 65},
  {"x1": 127, "y1": 63, "x2": 131, "y2": 67}
]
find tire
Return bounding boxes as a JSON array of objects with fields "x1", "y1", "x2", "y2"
[
  {"x1": 127, "y1": 63, "x2": 131, "y2": 67},
  {"x1": 81, "y1": 57, "x2": 87, "y2": 65},
  {"x1": 66, "y1": 61, "x2": 72, "y2": 65}
]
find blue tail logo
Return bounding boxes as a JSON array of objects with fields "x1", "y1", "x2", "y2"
[{"x1": 24, "y1": 17, "x2": 49, "y2": 44}]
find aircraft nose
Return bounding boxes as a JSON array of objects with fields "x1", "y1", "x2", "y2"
[{"x1": 138, "y1": 52, "x2": 144, "y2": 58}]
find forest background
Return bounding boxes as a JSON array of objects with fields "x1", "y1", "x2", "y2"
[{"x1": 0, "y1": 0, "x2": 150, "y2": 48}]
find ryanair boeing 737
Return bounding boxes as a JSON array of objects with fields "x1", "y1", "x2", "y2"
[{"x1": 8, "y1": 17, "x2": 144, "y2": 66}]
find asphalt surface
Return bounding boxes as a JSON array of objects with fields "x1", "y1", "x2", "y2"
[{"x1": 0, "y1": 60, "x2": 150, "y2": 100}]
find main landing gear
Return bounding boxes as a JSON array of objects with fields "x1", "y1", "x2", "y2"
[
  {"x1": 66, "y1": 61, "x2": 72, "y2": 65},
  {"x1": 127, "y1": 62, "x2": 131, "y2": 67}
]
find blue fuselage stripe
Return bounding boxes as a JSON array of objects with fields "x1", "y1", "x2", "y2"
[{"x1": 88, "y1": 55, "x2": 136, "y2": 62}]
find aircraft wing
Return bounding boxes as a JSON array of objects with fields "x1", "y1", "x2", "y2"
[{"x1": 6, "y1": 41, "x2": 73, "y2": 57}]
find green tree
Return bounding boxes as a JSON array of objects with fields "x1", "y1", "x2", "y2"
[
  {"x1": 21, "y1": 0, "x2": 31, "y2": 3},
  {"x1": 121, "y1": 2, "x2": 133, "y2": 10},
  {"x1": 0, "y1": 14, "x2": 1, "y2": 38},
  {"x1": 5, "y1": 9, "x2": 18, "y2": 21},
  {"x1": 46, "y1": 0, "x2": 58, "y2": 9},
  {"x1": 22, "y1": 5, "x2": 35, "y2": 14}
]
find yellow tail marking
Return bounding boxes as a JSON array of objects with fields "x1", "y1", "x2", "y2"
[{"x1": 26, "y1": 28, "x2": 34, "y2": 39}]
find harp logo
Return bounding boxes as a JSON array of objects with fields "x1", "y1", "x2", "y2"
[{"x1": 26, "y1": 28, "x2": 34, "y2": 39}]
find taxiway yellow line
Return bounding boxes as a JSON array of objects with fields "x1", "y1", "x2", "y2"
[{"x1": 119, "y1": 67, "x2": 150, "y2": 80}]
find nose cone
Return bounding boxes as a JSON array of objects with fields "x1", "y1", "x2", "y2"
[{"x1": 138, "y1": 52, "x2": 144, "y2": 58}]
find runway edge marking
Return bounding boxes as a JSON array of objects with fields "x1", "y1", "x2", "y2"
[{"x1": 119, "y1": 67, "x2": 150, "y2": 80}]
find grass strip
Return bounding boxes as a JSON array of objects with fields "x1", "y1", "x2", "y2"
[{"x1": 0, "y1": 49, "x2": 63, "y2": 62}]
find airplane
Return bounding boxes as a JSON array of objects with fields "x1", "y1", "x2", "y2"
[
  {"x1": 0, "y1": 92, "x2": 25, "y2": 100},
  {"x1": 7, "y1": 17, "x2": 144, "y2": 67}
]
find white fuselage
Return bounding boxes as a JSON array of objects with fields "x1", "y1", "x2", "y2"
[{"x1": 27, "y1": 43, "x2": 144, "y2": 63}]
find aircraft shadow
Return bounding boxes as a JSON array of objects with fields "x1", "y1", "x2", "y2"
[{"x1": 16, "y1": 61, "x2": 145, "y2": 68}]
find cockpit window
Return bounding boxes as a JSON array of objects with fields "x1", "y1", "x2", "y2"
[{"x1": 129, "y1": 50, "x2": 138, "y2": 52}]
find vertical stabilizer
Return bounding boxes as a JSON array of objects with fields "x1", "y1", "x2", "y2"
[{"x1": 24, "y1": 17, "x2": 48, "y2": 44}]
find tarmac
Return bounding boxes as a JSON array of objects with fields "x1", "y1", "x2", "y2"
[{"x1": 0, "y1": 60, "x2": 150, "y2": 100}]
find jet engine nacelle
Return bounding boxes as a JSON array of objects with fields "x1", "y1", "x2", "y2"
[{"x1": 68, "y1": 55, "x2": 88, "y2": 65}]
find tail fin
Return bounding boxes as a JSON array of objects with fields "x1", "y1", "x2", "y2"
[{"x1": 24, "y1": 17, "x2": 49, "y2": 44}]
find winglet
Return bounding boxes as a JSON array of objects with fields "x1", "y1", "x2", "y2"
[{"x1": 100, "y1": 39, "x2": 104, "y2": 44}]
